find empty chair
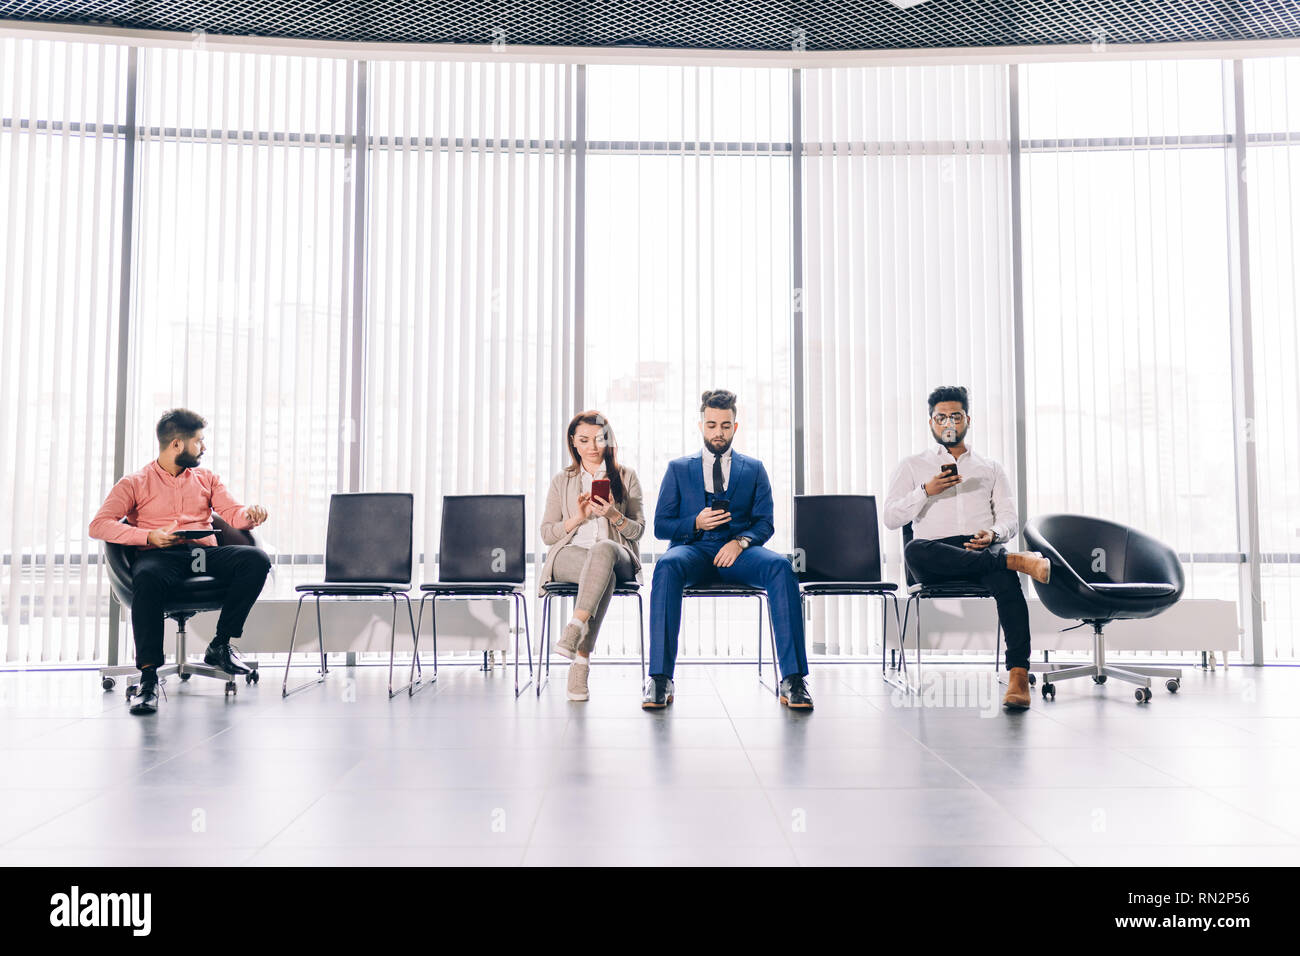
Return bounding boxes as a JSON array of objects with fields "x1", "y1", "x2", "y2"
[
  {"x1": 792, "y1": 494, "x2": 899, "y2": 674},
  {"x1": 415, "y1": 494, "x2": 533, "y2": 698},
  {"x1": 99, "y1": 514, "x2": 265, "y2": 698},
  {"x1": 286, "y1": 493, "x2": 421, "y2": 699},
  {"x1": 1024, "y1": 514, "x2": 1183, "y2": 703}
]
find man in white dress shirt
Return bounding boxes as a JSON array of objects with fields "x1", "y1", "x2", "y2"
[{"x1": 882, "y1": 386, "x2": 1050, "y2": 710}]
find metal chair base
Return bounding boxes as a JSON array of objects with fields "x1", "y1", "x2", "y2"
[
  {"x1": 537, "y1": 586, "x2": 645, "y2": 697},
  {"x1": 416, "y1": 589, "x2": 532, "y2": 698},
  {"x1": 1035, "y1": 622, "x2": 1182, "y2": 701},
  {"x1": 99, "y1": 615, "x2": 259, "y2": 693},
  {"x1": 283, "y1": 591, "x2": 424, "y2": 699}
]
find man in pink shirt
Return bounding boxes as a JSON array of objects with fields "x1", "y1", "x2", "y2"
[{"x1": 89, "y1": 408, "x2": 271, "y2": 715}]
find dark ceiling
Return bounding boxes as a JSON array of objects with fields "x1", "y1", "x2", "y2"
[{"x1": 2, "y1": 1, "x2": 1299, "y2": 52}]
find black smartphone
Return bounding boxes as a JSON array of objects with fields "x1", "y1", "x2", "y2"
[
  {"x1": 941, "y1": 464, "x2": 958, "y2": 479},
  {"x1": 173, "y1": 529, "x2": 218, "y2": 539},
  {"x1": 712, "y1": 498, "x2": 730, "y2": 513}
]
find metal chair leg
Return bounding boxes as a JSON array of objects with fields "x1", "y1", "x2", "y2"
[
  {"x1": 403, "y1": 592, "x2": 430, "y2": 697},
  {"x1": 521, "y1": 589, "x2": 533, "y2": 676},
  {"x1": 636, "y1": 591, "x2": 646, "y2": 683},
  {"x1": 283, "y1": 593, "x2": 328, "y2": 699},
  {"x1": 513, "y1": 591, "x2": 532, "y2": 698},
  {"x1": 536, "y1": 592, "x2": 552, "y2": 697}
]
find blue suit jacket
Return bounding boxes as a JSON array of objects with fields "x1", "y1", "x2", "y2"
[{"x1": 653, "y1": 450, "x2": 776, "y2": 548}]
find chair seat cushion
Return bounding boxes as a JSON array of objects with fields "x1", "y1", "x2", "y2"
[
  {"x1": 295, "y1": 583, "x2": 409, "y2": 594},
  {"x1": 800, "y1": 581, "x2": 897, "y2": 594},
  {"x1": 1090, "y1": 582, "x2": 1180, "y2": 599},
  {"x1": 908, "y1": 583, "x2": 993, "y2": 597},
  {"x1": 683, "y1": 583, "x2": 764, "y2": 595},
  {"x1": 542, "y1": 581, "x2": 639, "y2": 595},
  {"x1": 420, "y1": 582, "x2": 524, "y2": 595}
]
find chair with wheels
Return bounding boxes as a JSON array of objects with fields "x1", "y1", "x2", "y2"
[
  {"x1": 792, "y1": 494, "x2": 900, "y2": 676},
  {"x1": 415, "y1": 494, "x2": 534, "y2": 698},
  {"x1": 99, "y1": 514, "x2": 265, "y2": 700},
  {"x1": 536, "y1": 580, "x2": 645, "y2": 696},
  {"x1": 1024, "y1": 514, "x2": 1184, "y2": 703},
  {"x1": 286, "y1": 493, "x2": 421, "y2": 699}
]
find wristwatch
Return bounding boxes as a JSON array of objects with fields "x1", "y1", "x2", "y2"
[{"x1": 735, "y1": 537, "x2": 751, "y2": 550}]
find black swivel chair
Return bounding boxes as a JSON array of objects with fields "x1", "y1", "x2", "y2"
[
  {"x1": 894, "y1": 523, "x2": 1036, "y2": 695},
  {"x1": 415, "y1": 494, "x2": 534, "y2": 698},
  {"x1": 99, "y1": 514, "x2": 264, "y2": 699},
  {"x1": 1024, "y1": 514, "x2": 1184, "y2": 703},
  {"x1": 536, "y1": 578, "x2": 645, "y2": 696},
  {"x1": 793, "y1": 494, "x2": 899, "y2": 671},
  {"x1": 286, "y1": 493, "x2": 421, "y2": 699}
]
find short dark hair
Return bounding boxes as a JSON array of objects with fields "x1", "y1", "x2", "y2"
[
  {"x1": 927, "y1": 385, "x2": 969, "y2": 417},
  {"x1": 699, "y1": 389, "x2": 738, "y2": 417},
  {"x1": 156, "y1": 408, "x2": 207, "y2": 448}
]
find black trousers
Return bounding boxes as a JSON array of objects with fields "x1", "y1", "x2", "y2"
[
  {"x1": 902, "y1": 534, "x2": 1031, "y2": 671},
  {"x1": 129, "y1": 545, "x2": 272, "y2": 670}
]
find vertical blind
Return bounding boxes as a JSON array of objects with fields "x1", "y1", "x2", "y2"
[
  {"x1": 584, "y1": 64, "x2": 793, "y2": 659},
  {"x1": 0, "y1": 37, "x2": 126, "y2": 663},
  {"x1": 800, "y1": 63, "x2": 1015, "y2": 655}
]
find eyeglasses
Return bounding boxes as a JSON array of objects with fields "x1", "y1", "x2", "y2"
[{"x1": 931, "y1": 413, "x2": 967, "y2": 426}]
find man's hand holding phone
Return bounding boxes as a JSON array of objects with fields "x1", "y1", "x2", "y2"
[
  {"x1": 147, "y1": 522, "x2": 181, "y2": 548},
  {"x1": 695, "y1": 506, "x2": 732, "y2": 531},
  {"x1": 924, "y1": 465, "x2": 962, "y2": 497}
]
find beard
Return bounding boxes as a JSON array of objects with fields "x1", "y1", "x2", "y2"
[
  {"x1": 932, "y1": 422, "x2": 968, "y2": 449},
  {"x1": 175, "y1": 449, "x2": 202, "y2": 470},
  {"x1": 704, "y1": 435, "x2": 733, "y2": 456}
]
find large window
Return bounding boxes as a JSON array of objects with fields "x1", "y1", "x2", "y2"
[{"x1": 2, "y1": 36, "x2": 1298, "y2": 663}]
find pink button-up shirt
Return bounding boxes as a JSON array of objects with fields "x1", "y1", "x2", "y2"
[{"x1": 88, "y1": 461, "x2": 253, "y2": 549}]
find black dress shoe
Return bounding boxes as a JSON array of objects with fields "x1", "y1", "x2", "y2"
[
  {"x1": 780, "y1": 674, "x2": 814, "y2": 709},
  {"x1": 129, "y1": 676, "x2": 161, "y2": 715},
  {"x1": 204, "y1": 640, "x2": 250, "y2": 675},
  {"x1": 641, "y1": 675, "x2": 674, "y2": 709}
]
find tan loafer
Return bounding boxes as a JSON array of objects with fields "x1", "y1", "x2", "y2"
[
  {"x1": 1006, "y1": 551, "x2": 1051, "y2": 584},
  {"x1": 1003, "y1": 666, "x2": 1031, "y2": 710}
]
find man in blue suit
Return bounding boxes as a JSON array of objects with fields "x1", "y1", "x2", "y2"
[{"x1": 643, "y1": 389, "x2": 813, "y2": 710}]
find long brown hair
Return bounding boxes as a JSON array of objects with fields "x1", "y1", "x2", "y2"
[{"x1": 564, "y1": 410, "x2": 626, "y2": 505}]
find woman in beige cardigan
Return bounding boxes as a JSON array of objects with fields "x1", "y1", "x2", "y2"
[{"x1": 538, "y1": 410, "x2": 644, "y2": 701}]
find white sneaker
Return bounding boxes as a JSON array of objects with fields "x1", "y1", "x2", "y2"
[
  {"x1": 554, "y1": 619, "x2": 588, "y2": 661},
  {"x1": 566, "y1": 658, "x2": 590, "y2": 701}
]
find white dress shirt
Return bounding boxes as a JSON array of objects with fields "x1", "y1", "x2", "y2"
[
  {"x1": 571, "y1": 464, "x2": 610, "y2": 549},
  {"x1": 882, "y1": 442, "x2": 1018, "y2": 544},
  {"x1": 702, "y1": 447, "x2": 732, "y2": 494}
]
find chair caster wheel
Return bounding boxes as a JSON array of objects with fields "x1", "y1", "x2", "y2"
[
  {"x1": 1092, "y1": 674, "x2": 1107, "y2": 684},
  {"x1": 125, "y1": 684, "x2": 138, "y2": 700},
  {"x1": 102, "y1": 677, "x2": 115, "y2": 691},
  {"x1": 1028, "y1": 673, "x2": 1037, "y2": 686},
  {"x1": 225, "y1": 681, "x2": 237, "y2": 696},
  {"x1": 246, "y1": 670, "x2": 259, "y2": 685},
  {"x1": 1135, "y1": 687, "x2": 1152, "y2": 703},
  {"x1": 179, "y1": 673, "x2": 191, "y2": 682},
  {"x1": 1166, "y1": 678, "x2": 1180, "y2": 693},
  {"x1": 1041, "y1": 682, "x2": 1055, "y2": 700}
]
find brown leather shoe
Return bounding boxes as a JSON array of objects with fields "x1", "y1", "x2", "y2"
[
  {"x1": 1006, "y1": 551, "x2": 1051, "y2": 584},
  {"x1": 1003, "y1": 667, "x2": 1031, "y2": 710}
]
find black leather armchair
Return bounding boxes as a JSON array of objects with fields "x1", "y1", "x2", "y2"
[
  {"x1": 99, "y1": 514, "x2": 263, "y2": 698},
  {"x1": 1024, "y1": 514, "x2": 1183, "y2": 702}
]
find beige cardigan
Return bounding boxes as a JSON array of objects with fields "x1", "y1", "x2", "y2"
[{"x1": 537, "y1": 464, "x2": 645, "y2": 596}]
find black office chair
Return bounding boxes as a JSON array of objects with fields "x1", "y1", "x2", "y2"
[
  {"x1": 894, "y1": 522, "x2": 1033, "y2": 695},
  {"x1": 1024, "y1": 514, "x2": 1184, "y2": 703},
  {"x1": 415, "y1": 494, "x2": 534, "y2": 698},
  {"x1": 536, "y1": 579, "x2": 645, "y2": 696},
  {"x1": 99, "y1": 514, "x2": 264, "y2": 699},
  {"x1": 793, "y1": 494, "x2": 899, "y2": 674},
  {"x1": 286, "y1": 493, "x2": 421, "y2": 699}
]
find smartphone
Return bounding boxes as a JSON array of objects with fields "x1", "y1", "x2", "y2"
[
  {"x1": 712, "y1": 498, "x2": 730, "y2": 513},
  {"x1": 173, "y1": 529, "x2": 218, "y2": 539},
  {"x1": 590, "y1": 478, "x2": 611, "y2": 503},
  {"x1": 941, "y1": 464, "x2": 958, "y2": 479}
]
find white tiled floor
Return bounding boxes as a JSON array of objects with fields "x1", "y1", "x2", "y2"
[{"x1": 1, "y1": 660, "x2": 1298, "y2": 866}]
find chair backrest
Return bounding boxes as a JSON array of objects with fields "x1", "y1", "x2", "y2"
[
  {"x1": 1027, "y1": 513, "x2": 1183, "y2": 590},
  {"x1": 438, "y1": 494, "x2": 526, "y2": 584},
  {"x1": 324, "y1": 493, "x2": 413, "y2": 585},
  {"x1": 792, "y1": 494, "x2": 884, "y2": 583},
  {"x1": 103, "y1": 514, "x2": 261, "y2": 605},
  {"x1": 901, "y1": 523, "x2": 917, "y2": 587}
]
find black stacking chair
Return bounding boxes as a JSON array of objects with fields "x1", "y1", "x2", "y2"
[
  {"x1": 894, "y1": 522, "x2": 1012, "y2": 695},
  {"x1": 415, "y1": 494, "x2": 533, "y2": 698},
  {"x1": 793, "y1": 494, "x2": 899, "y2": 675},
  {"x1": 680, "y1": 579, "x2": 780, "y2": 696},
  {"x1": 1025, "y1": 514, "x2": 1184, "y2": 703},
  {"x1": 286, "y1": 493, "x2": 421, "y2": 699},
  {"x1": 536, "y1": 580, "x2": 645, "y2": 696},
  {"x1": 99, "y1": 514, "x2": 265, "y2": 699}
]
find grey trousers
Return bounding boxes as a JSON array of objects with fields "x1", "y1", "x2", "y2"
[{"x1": 550, "y1": 540, "x2": 638, "y2": 654}]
